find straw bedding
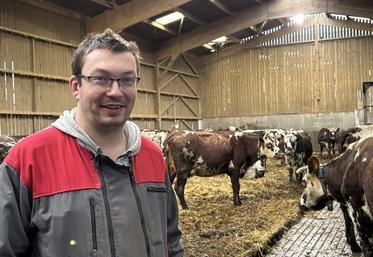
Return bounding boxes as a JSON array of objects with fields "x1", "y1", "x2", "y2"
[{"x1": 178, "y1": 159, "x2": 305, "y2": 257}]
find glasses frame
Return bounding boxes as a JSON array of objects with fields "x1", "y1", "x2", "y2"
[{"x1": 76, "y1": 74, "x2": 140, "y2": 90}]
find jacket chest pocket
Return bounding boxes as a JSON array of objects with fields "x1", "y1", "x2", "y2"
[
  {"x1": 89, "y1": 197, "x2": 98, "y2": 252},
  {"x1": 147, "y1": 186, "x2": 167, "y2": 193}
]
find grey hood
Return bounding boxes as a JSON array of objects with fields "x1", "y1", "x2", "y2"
[{"x1": 51, "y1": 108, "x2": 141, "y2": 158}]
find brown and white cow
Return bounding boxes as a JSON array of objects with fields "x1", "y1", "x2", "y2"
[
  {"x1": 164, "y1": 130, "x2": 269, "y2": 209},
  {"x1": 337, "y1": 127, "x2": 362, "y2": 154},
  {"x1": 298, "y1": 138, "x2": 373, "y2": 256}
]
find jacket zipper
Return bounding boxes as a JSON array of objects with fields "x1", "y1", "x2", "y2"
[
  {"x1": 95, "y1": 156, "x2": 116, "y2": 257},
  {"x1": 89, "y1": 197, "x2": 98, "y2": 252},
  {"x1": 128, "y1": 159, "x2": 152, "y2": 257}
]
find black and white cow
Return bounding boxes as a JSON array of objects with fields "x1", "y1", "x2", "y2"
[
  {"x1": 284, "y1": 130, "x2": 313, "y2": 182},
  {"x1": 318, "y1": 127, "x2": 339, "y2": 159},
  {"x1": 141, "y1": 129, "x2": 169, "y2": 151},
  {"x1": 0, "y1": 135, "x2": 17, "y2": 162},
  {"x1": 298, "y1": 138, "x2": 373, "y2": 256},
  {"x1": 262, "y1": 129, "x2": 286, "y2": 165}
]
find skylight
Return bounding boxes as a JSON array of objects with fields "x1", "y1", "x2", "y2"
[
  {"x1": 155, "y1": 11, "x2": 184, "y2": 25},
  {"x1": 211, "y1": 36, "x2": 227, "y2": 43},
  {"x1": 290, "y1": 14, "x2": 305, "y2": 24}
]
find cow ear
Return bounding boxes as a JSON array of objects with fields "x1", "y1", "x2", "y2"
[
  {"x1": 307, "y1": 155, "x2": 320, "y2": 175},
  {"x1": 296, "y1": 134, "x2": 302, "y2": 142},
  {"x1": 259, "y1": 137, "x2": 264, "y2": 146}
]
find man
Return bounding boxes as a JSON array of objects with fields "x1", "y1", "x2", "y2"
[{"x1": 0, "y1": 29, "x2": 184, "y2": 257}]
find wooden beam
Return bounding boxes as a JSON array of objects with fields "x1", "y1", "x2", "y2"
[
  {"x1": 162, "y1": 116, "x2": 200, "y2": 120},
  {"x1": 178, "y1": 16, "x2": 184, "y2": 35},
  {"x1": 0, "y1": 26, "x2": 78, "y2": 48},
  {"x1": 159, "y1": 73, "x2": 179, "y2": 90},
  {"x1": 175, "y1": 7, "x2": 206, "y2": 25},
  {"x1": 160, "y1": 91, "x2": 200, "y2": 99},
  {"x1": 180, "y1": 97, "x2": 199, "y2": 117},
  {"x1": 161, "y1": 97, "x2": 180, "y2": 115},
  {"x1": 180, "y1": 74, "x2": 199, "y2": 97},
  {"x1": 16, "y1": 0, "x2": 82, "y2": 20},
  {"x1": 208, "y1": 0, "x2": 233, "y2": 15},
  {"x1": 0, "y1": 110, "x2": 60, "y2": 117},
  {"x1": 156, "y1": 0, "x2": 373, "y2": 60},
  {"x1": 159, "y1": 54, "x2": 178, "y2": 80},
  {"x1": 89, "y1": 0, "x2": 113, "y2": 8},
  {"x1": 257, "y1": 19, "x2": 268, "y2": 34},
  {"x1": 181, "y1": 54, "x2": 199, "y2": 76},
  {"x1": 130, "y1": 114, "x2": 158, "y2": 119},
  {"x1": 141, "y1": 60, "x2": 200, "y2": 78},
  {"x1": 86, "y1": 0, "x2": 191, "y2": 33}
]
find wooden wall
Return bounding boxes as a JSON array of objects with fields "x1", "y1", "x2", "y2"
[
  {"x1": 0, "y1": 0, "x2": 80, "y2": 135},
  {"x1": 198, "y1": 36, "x2": 373, "y2": 119},
  {"x1": 0, "y1": 0, "x2": 200, "y2": 135}
]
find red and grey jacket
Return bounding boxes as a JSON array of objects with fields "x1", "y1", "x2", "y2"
[{"x1": 0, "y1": 127, "x2": 183, "y2": 257}]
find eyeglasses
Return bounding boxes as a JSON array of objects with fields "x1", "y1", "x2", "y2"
[{"x1": 76, "y1": 75, "x2": 140, "y2": 90}]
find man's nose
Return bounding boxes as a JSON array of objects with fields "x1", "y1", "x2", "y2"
[{"x1": 107, "y1": 81, "x2": 124, "y2": 95}]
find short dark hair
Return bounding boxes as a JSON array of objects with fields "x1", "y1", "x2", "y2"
[{"x1": 71, "y1": 28, "x2": 141, "y2": 75}]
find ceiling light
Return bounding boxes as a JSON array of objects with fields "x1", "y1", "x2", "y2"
[
  {"x1": 155, "y1": 11, "x2": 184, "y2": 25},
  {"x1": 290, "y1": 14, "x2": 305, "y2": 24}
]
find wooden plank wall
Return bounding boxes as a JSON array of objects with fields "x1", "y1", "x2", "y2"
[
  {"x1": 0, "y1": 0, "x2": 200, "y2": 135},
  {"x1": 0, "y1": 0, "x2": 80, "y2": 136},
  {"x1": 198, "y1": 36, "x2": 373, "y2": 118}
]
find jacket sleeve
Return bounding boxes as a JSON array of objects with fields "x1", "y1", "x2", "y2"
[
  {"x1": 165, "y1": 171, "x2": 184, "y2": 257},
  {"x1": 0, "y1": 162, "x2": 33, "y2": 256}
]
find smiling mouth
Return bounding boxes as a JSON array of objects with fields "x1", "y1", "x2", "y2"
[{"x1": 103, "y1": 104, "x2": 124, "y2": 110}]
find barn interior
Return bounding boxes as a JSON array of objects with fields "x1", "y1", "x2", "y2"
[
  {"x1": 1, "y1": 1, "x2": 373, "y2": 256},
  {"x1": 0, "y1": 0, "x2": 372, "y2": 137}
]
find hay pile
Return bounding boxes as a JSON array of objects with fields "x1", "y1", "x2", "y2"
[{"x1": 178, "y1": 159, "x2": 304, "y2": 257}]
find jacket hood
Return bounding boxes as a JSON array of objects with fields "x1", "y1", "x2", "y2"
[{"x1": 50, "y1": 108, "x2": 141, "y2": 157}]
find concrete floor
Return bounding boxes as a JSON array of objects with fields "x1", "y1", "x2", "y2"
[{"x1": 265, "y1": 202, "x2": 363, "y2": 257}]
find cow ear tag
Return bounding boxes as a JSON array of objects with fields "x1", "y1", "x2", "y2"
[
  {"x1": 317, "y1": 166, "x2": 324, "y2": 178},
  {"x1": 317, "y1": 165, "x2": 334, "y2": 211}
]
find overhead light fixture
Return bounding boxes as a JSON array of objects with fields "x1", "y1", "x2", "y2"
[
  {"x1": 290, "y1": 14, "x2": 305, "y2": 25},
  {"x1": 155, "y1": 11, "x2": 184, "y2": 25}
]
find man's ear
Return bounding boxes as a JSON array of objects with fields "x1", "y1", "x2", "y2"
[{"x1": 69, "y1": 75, "x2": 80, "y2": 100}]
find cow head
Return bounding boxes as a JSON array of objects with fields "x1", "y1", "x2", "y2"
[
  {"x1": 261, "y1": 130, "x2": 284, "y2": 159},
  {"x1": 298, "y1": 156, "x2": 331, "y2": 213},
  {"x1": 284, "y1": 132, "x2": 299, "y2": 158},
  {"x1": 329, "y1": 127, "x2": 340, "y2": 143}
]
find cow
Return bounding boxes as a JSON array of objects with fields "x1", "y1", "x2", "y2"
[
  {"x1": 318, "y1": 127, "x2": 339, "y2": 159},
  {"x1": 262, "y1": 129, "x2": 286, "y2": 165},
  {"x1": 141, "y1": 129, "x2": 169, "y2": 151},
  {"x1": 284, "y1": 130, "x2": 313, "y2": 182},
  {"x1": 298, "y1": 139, "x2": 373, "y2": 256},
  {"x1": 163, "y1": 130, "x2": 271, "y2": 209},
  {"x1": 337, "y1": 127, "x2": 362, "y2": 154},
  {"x1": 0, "y1": 135, "x2": 17, "y2": 162}
]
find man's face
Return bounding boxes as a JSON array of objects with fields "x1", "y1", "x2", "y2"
[{"x1": 70, "y1": 49, "x2": 137, "y2": 132}]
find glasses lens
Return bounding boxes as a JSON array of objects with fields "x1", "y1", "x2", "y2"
[
  {"x1": 91, "y1": 76, "x2": 111, "y2": 87},
  {"x1": 119, "y1": 77, "x2": 138, "y2": 87}
]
